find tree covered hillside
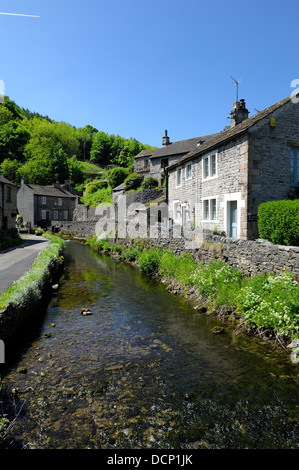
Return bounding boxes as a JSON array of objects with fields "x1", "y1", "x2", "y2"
[{"x1": 0, "y1": 97, "x2": 155, "y2": 187}]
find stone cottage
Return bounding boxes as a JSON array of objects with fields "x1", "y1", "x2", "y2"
[
  {"x1": 0, "y1": 175, "x2": 18, "y2": 230},
  {"x1": 17, "y1": 180, "x2": 79, "y2": 228},
  {"x1": 134, "y1": 131, "x2": 218, "y2": 186},
  {"x1": 166, "y1": 96, "x2": 299, "y2": 240}
]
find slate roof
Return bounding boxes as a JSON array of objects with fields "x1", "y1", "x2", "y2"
[
  {"x1": 23, "y1": 183, "x2": 77, "y2": 198},
  {"x1": 0, "y1": 175, "x2": 17, "y2": 186},
  {"x1": 112, "y1": 182, "x2": 125, "y2": 192},
  {"x1": 150, "y1": 134, "x2": 220, "y2": 160},
  {"x1": 167, "y1": 95, "x2": 292, "y2": 170}
]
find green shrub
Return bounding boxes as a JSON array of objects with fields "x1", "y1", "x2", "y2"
[
  {"x1": 124, "y1": 173, "x2": 144, "y2": 192},
  {"x1": 236, "y1": 270, "x2": 299, "y2": 338},
  {"x1": 113, "y1": 245, "x2": 123, "y2": 254},
  {"x1": 138, "y1": 248, "x2": 161, "y2": 274},
  {"x1": 0, "y1": 235, "x2": 23, "y2": 250},
  {"x1": 85, "y1": 180, "x2": 108, "y2": 195},
  {"x1": 158, "y1": 250, "x2": 197, "y2": 285},
  {"x1": 123, "y1": 247, "x2": 141, "y2": 262},
  {"x1": 141, "y1": 176, "x2": 159, "y2": 191},
  {"x1": 258, "y1": 200, "x2": 299, "y2": 246},
  {"x1": 107, "y1": 166, "x2": 129, "y2": 189}
]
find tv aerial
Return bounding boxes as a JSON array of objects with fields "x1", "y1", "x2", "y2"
[{"x1": 230, "y1": 76, "x2": 241, "y2": 102}]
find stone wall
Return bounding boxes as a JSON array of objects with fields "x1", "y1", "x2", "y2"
[
  {"x1": 112, "y1": 228, "x2": 299, "y2": 278},
  {"x1": 199, "y1": 231, "x2": 299, "y2": 278}
]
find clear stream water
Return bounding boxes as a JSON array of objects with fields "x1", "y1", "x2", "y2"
[{"x1": 1, "y1": 241, "x2": 298, "y2": 449}]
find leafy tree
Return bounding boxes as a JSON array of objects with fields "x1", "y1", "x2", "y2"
[
  {"x1": 20, "y1": 143, "x2": 69, "y2": 185},
  {"x1": 76, "y1": 125, "x2": 97, "y2": 161},
  {"x1": 0, "y1": 106, "x2": 13, "y2": 126},
  {"x1": 90, "y1": 131, "x2": 112, "y2": 166},
  {"x1": 67, "y1": 156, "x2": 85, "y2": 186},
  {"x1": 0, "y1": 158, "x2": 21, "y2": 183},
  {"x1": 0, "y1": 120, "x2": 30, "y2": 163},
  {"x1": 25, "y1": 118, "x2": 80, "y2": 161}
]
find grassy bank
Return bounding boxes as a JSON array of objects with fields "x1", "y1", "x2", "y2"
[
  {"x1": 0, "y1": 233, "x2": 65, "y2": 310},
  {"x1": 0, "y1": 233, "x2": 65, "y2": 446},
  {"x1": 87, "y1": 236, "x2": 299, "y2": 346}
]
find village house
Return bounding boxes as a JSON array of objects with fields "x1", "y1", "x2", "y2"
[
  {"x1": 166, "y1": 95, "x2": 299, "y2": 240},
  {"x1": 17, "y1": 179, "x2": 80, "y2": 228},
  {"x1": 134, "y1": 131, "x2": 218, "y2": 186},
  {"x1": 0, "y1": 175, "x2": 18, "y2": 230}
]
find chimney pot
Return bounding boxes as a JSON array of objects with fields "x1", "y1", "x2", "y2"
[
  {"x1": 230, "y1": 99, "x2": 249, "y2": 127},
  {"x1": 162, "y1": 130, "x2": 170, "y2": 146}
]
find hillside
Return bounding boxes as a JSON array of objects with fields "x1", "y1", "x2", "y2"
[{"x1": 0, "y1": 97, "x2": 156, "y2": 189}]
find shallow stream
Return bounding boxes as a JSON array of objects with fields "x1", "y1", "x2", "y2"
[{"x1": 1, "y1": 241, "x2": 298, "y2": 449}]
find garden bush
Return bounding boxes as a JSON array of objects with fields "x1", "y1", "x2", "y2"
[
  {"x1": 124, "y1": 173, "x2": 144, "y2": 192},
  {"x1": 258, "y1": 200, "x2": 299, "y2": 246},
  {"x1": 141, "y1": 176, "x2": 159, "y2": 191},
  {"x1": 107, "y1": 166, "x2": 129, "y2": 189}
]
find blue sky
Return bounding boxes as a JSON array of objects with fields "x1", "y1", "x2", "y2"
[{"x1": 0, "y1": 0, "x2": 298, "y2": 148}]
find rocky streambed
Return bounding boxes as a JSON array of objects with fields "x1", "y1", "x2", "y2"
[{"x1": 1, "y1": 241, "x2": 298, "y2": 449}]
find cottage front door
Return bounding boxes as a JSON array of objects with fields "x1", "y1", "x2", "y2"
[{"x1": 229, "y1": 201, "x2": 237, "y2": 238}]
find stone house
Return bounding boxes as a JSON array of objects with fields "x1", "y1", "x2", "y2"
[
  {"x1": 0, "y1": 176, "x2": 18, "y2": 230},
  {"x1": 134, "y1": 131, "x2": 218, "y2": 186},
  {"x1": 167, "y1": 96, "x2": 299, "y2": 240},
  {"x1": 17, "y1": 180, "x2": 79, "y2": 228}
]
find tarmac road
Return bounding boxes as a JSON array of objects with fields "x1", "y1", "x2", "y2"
[{"x1": 0, "y1": 234, "x2": 49, "y2": 295}]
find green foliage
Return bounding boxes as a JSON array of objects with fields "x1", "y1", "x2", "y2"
[
  {"x1": 158, "y1": 250, "x2": 197, "y2": 285},
  {"x1": 0, "y1": 234, "x2": 65, "y2": 310},
  {"x1": 90, "y1": 131, "x2": 153, "y2": 168},
  {"x1": 124, "y1": 172, "x2": 144, "y2": 191},
  {"x1": 0, "y1": 234, "x2": 23, "y2": 251},
  {"x1": 107, "y1": 166, "x2": 129, "y2": 189},
  {"x1": 0, "y1": 158, "x2": 21, "y2": 183},
  {"x1": 123, "y1": 247, "x2": 141, "y2": 262},
  {"x1": 0, "y1": 97, "x2": 152, "y2": 187},
  {"x1": 141, "y1": 176, "x2": 159, "y2": 190},
  {"x1": 258, "y1": 200, "x2": 299, "y2": 246},
  {"x1": 138, "y1": 248, "x2": 162, "y2": 274},
  {"x1": 82, "y1": 179, "x2": 111, "y2": 206},
  {"x1": 236, "y1": 270, "x2": 299, "y2": 338}
]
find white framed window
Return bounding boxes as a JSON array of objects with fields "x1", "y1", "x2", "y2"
[
  {"x1": 41, "y1": 210, "x2": 47, "y2": 220},
  {"x1": 53, "y1": 210, "x2": 59, "y2": 220},
  {"x1": 202, "y1": 151, "x2": 218, "y2": 180},
  {"x1": 186, "y1": 163, "x2": 192, "y2": 180},
  {"x1": 291, "y1": 148, "x2": 299, "y2": 185},
  {"x1": 58, "y1": 197, "x2": 63, "y2": 206},
  {"x1": 202, "y1": 197, "x2": 218, "y2": 221},
  {"x1": 176, "y1": 167, "x2": 182, "y2": 187},
  {"x1": 63, "y1": 210, "x2": 68, "y2": 220},
  {"x1": 41, "y1": 196, "x2": 46, "y2": 205},
  {"x1": 173, "y1": 200, "x2": 181, "y2": 222}
]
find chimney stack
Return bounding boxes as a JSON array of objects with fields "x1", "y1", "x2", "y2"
[
  {"x1": 230, "y1": 99, "x2": 249, "y2": 127},
  {"x1": 162, "y1": 130, "x2": 170, "y2": 146}
]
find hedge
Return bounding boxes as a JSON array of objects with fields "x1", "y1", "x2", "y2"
[{"x1": 258, "y1": 200, "x2": 299, "y2": 246}]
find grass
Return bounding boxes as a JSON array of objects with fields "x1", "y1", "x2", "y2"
[
  {"x1": 87, "y1": 236, "x2": 299, "y2": 342},
  {"x1": 0, "y1": 234, "x2": 65, "y2": 310}
]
